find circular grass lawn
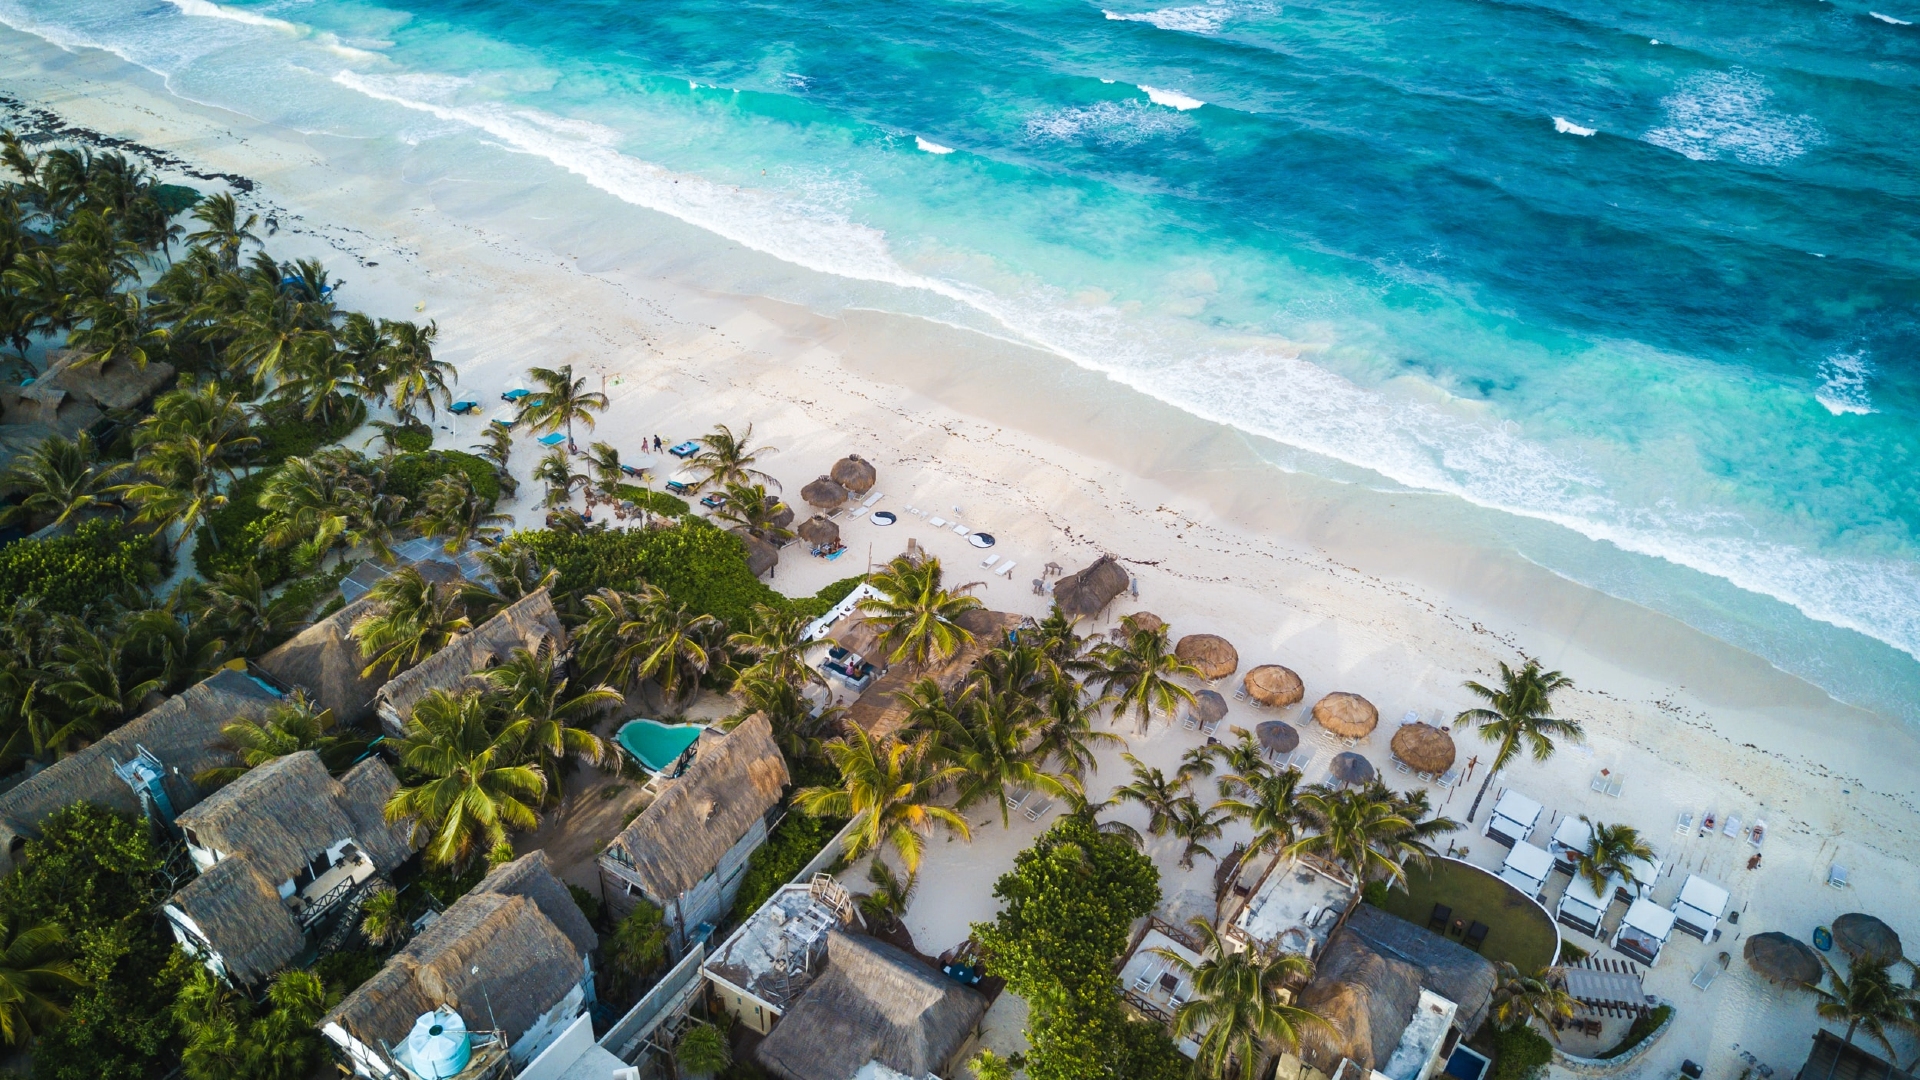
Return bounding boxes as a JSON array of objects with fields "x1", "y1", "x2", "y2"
[{"x1": 1375, "y1": 857, "x2": 1560, "y2": 972}]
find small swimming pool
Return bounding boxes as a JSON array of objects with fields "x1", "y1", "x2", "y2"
[
  {"x1": 615, "y1": 720, "x2": 704, "y2": 775},
  {"x1": 1444, "y1": 1045, "x2": 1490, "y2": 1080}
]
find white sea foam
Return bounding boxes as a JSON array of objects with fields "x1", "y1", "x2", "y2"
[
  {"x1": 1104, "y1": 4, "x2": 1232, "y2": 33},
  {"x1": 1870, "y1": 11, "x2": 1912, "y2": 23},
  {"x1": 1553, "y1": 116, "x2": 1596, "y2": 136},
  {"x1": 1024, "y1": 99, "x2": 1192, "y2": 145},
  {"x1": 1139, "y1": 84, "x2": 1205, "y2": 110},
  {"x1": 1643, "y1": 68, "x2": 1823, "y2": 166},
  {"x1": 1816, "y1": 351, "x2": 1875, "y2": 415},
  {"x1": 167, "y1": 0, "x2": 299, "y2": 33},
  {"x1": 915, "y1": 136, "x2": 954, "y2": 154}
]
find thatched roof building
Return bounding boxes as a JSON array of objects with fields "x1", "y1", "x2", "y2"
[
  {"x1": 842, "y1": 609, "x2": 1024, "y2": 741},
  {"x1": 756, "y1": 932, "x2": 987, "y2": 1080},
  {"x1": 0, "y1": 669, "x2": 282, "y2": 873},
  {"x1": 1054, "y1": 555, "x2": 1130, "y2": 619},
  {"x1": 1744, "y1": 932, "x2": 1822, "y2": 986},
  {"x1": 374, "y1": 588, "x2": 565, "y2": 734},
  {"x1": 166, "y1": 752, "x2": 415, "y2": 986},
  {"x1": 830, "y1": 455, "x2": 878, "y2": 495},
  {"x1": 255, "y1": 597, "x2": 387, "y2": 727},
  {"x1": 733, "y1": 528, "x2": 780, "y2": 578},
  {"x1": 321, "y1": 852, "x2": 596, "y2": 1067},
  {"x1": 39, "y1": 349, "x2": 177, "y2": 411},
  {"x1": 1296, "y1": 905, "x2": 1496, "y2": 1076},
  {"x1": 799, "y1": 514, "x2": 841, "y2": 548},
  {"x1": 1832, "y1": 914, "x2": 1902, "y2": 966}
]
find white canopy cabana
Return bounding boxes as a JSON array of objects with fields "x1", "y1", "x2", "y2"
[
  {"x1": 1485, "y1": 790, "x2": 1543, "y2": 847},
  {"x1": 1499, "y1": 841, "x2": 1555, "y2": 898},
  {"x1": 1555, "y1": 871, "x2": 1621, "y2": 937},
  {"x1": 1613, "y1": 898, "x2": 1676, "y2": 966},
  {"x1": 1672, "y1": 875, "x2": 1730, "y2": 940},
  {"x1": 1549, "y1": 816, "x2": 1592, "y2": 872}
]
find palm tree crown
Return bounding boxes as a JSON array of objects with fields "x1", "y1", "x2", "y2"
[
  {"x1": 1458, "y1": 659, "x2": 1579, "y2": 824},
  {"x1": 859, "y1": 555, "x2": 983, "y2": 671},
  {"x1": 792, "y1": 728, "x2": 970, "y2": 873},
  {"x1": 1154, "y1": 917, "x2": 1323, "y2": 1080}
]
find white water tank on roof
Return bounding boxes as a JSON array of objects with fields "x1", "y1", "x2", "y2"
[{"x1": 404, "y1": 1006, "x2": 472, "y2": 1079}]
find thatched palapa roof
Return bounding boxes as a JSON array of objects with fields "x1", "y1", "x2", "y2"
[
  {"x1": 802, "y1": 475, "x2": 848, "y2": 509},
  {"x1": 0, "y1": 669, "x2": 282, "y2": 873},
  {"x1": 1119, "y1": 611, "x2": 1165, "y2": 635},
  {"x1": 1192, "y1": 690, "x2": 1229, "y2": 725},
  {"x1": 799, "y1": 515, "x2": 841, "y2": 547},
  {"x1": 1330, "y1": 751, "x2": 1376, "y2": 786},
  {"x1": 1176, "y1": 634, "x2": 1239, "y2": 680},
  {"x1": 756, "y1": 932, "x2": 987, "y2": 1080},
  {"x1": 1745, "y1": 932, "x2": 1822, "y2": 986},
  {"x1": 732, "y1": 528, "x2": 780, "y2": 578},
  {"x1": 1297, "y1": 905, "x2": 1496, "y2": 1075},
  {"x1": 765, "y1": 496, "x2": 796, "y2": 531},
  {"x1": 1313, "y1": 692, "x2": 1379, "y2": 738},
  {"x1": 256, "y1": 597, "x2": 387, "y2": 727},
  {"x1": 1054, "y1": 555, "x2": 1129, "y2": 618},
  {"x1": 1245, "y1": 664, "x2": 1304, "y2": 707},
  {"x1": 323, "y1": 852, "x2": 593, "y2": 1054},
  {"x1": 602, "y1": 714, "x2": 788, "y2": 901},
  {"x1": 1833, "y1": 914, "x2": 1903, "y2": 966},
  {"x1": 1257, "y1": 720, "x2": 1299, "y2": 756},
  {"x1": 829, "y1": 615, "x2": 883, "y2": 660},
  {"x1": 38, "y1": 348, "x2": 176, "y2": 411},
  {"x1": 171, "y1": 855, "x2": 305, "y2": 987},
  {"x1": 830, "y1": 455, "x2": 878, "y2": 495},
  {"x1": 374, "y1": 588, "x2": 565, "y2": 730},
  {"x1": 843, "y1": 610, "x2": 1024, "y2": 741},
  {"x1": 1390, "y1": 724, "x2": 1456, "y2": 774}
]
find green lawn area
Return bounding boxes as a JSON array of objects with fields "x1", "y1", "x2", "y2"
[{"x1": 1377, "y1": 858, "x2": 1560, "y2": 972}]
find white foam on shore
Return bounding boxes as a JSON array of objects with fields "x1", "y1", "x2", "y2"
[
  {"x1": 915, "y1": 136, "x2": 954, "y2": 154},
  {"x1": 1816, "y1": 351, "x2": 1874, "y2": 415},
  {"x1": 1139, "y1": 84, "x2": 1205, "y2": 110},
  {"x1": 1553, "y1": 116, "x2": 1597, "y2": 136},
  {"x1": 1870, "y1": 11, "x2": 1911, "y2": 23},
  {"x1": 167, "y1": 0, "x2": 299, "y2": 33}
]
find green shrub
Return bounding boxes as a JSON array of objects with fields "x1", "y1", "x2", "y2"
[
  {"x1": 148, "y1": 183, "x2": 201, "y2": 216},
  {"x1": 253, "y1": 407, "x2": 360, "y2": 465},
  {"x1": 1362, "y1": 879, "x2": 1391, "y2": 907},
  {"x1": 314, "y1": 948, "x2": 385, "y2": 996},
  {"x1": 1487, "y1": 1022, "x2": 1555, "y2": 1080},
  {"x1": 387, "y1": 450, "x2": 501, "y2": 509},
  {"x1": 194, "y1": 470, "x2": 293, "y2": 584},
  {"x1": 0, "y1": 518, "x2": 158, "y2": 614},
  {"x1": 391, "y1": 424, "x2": 434, "y2": 453},
  {"x1": 615, "y1": 484, "x2": 690, "y2": 518},
  {"x1": 569, "y1": 883, "x2": 603, "y2": 928},
  {"x1": 728, "y1": 812, "x2": 847, "y2": 924},
  {"x1": 1558, "y1": 940, "x2": 1590, "y2": 964},
  {"x1": 1597, "y1": 1004, "x2": 1671, "y2": 1059}
]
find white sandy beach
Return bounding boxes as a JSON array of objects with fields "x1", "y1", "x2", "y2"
[{"x1": 4, "y1": 23, "x2": 1917, "y2": 1080}]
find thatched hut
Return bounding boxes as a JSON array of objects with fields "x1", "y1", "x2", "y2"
[
  {"x1": 829, "y1": 455, "x2": 877, "y2": 496},
  {"x1": 165, "y1": 753, "x2": 416, "y2": 986},
  {"x1": 0, "y1": 669, "x2": 282, "y2": 874},
  {"x1": 801, "y1": 475, "x2": 848, "y2": 509},
  {"x1": 1390, "y1": 723, "x2": 1456, "y2": 775},
  {"x1": 842, "y1": 610, "x2": 1025, "y2": 741},
  {"x1": 756, "y1": 932, "x2": 987, "y2": 1080},
  {"x1": 1257, "y1": 720, "x2": 1299, "y2": 756},
  {"x1": 828, "y1": 614, "x2": 882, "y2": 660},
  {"x1": 1176, "y1": 634, "x2": 1239, "y2": 680},
  {"x1": 1119, "y1": 611, "x2": 1165, "y2": 635},
  {"x1": 256, "y1": 598, "x2": 387, "y2": 727},
  {"x1": 1833, "y1": 914, "x2": 1903, "y2": 966},
  {"x1": 1745, "y1": 932, "x2": 1822, "y2": 986},
  {"x1": 764, "y1": 496, "x2": 796, "y2": 531},
  {"x1": 1245, "y1": 664, "x2": 1304, "y2": 708},
  {"x1": 1297, "y1": 905, "x2": 1496, "y2": 1077},
  {"x1": 1192, "y1": 690, "x2": 1229, "y2": 725},
  {"x1": 373, "y1": 588, "x2": 566, "y2": 736},
  {"x1": 798, "y1": 515, "x2": 841, "y2": 548},
  {"x1": 1313, "y1": 692, "x2": 1379, "y2": 738},
  {"x1": 320, "y1": 852, "x2": 597, "y2": 1070},
  {"x1": 599, "y1": 715, "x2": 789, "y2": 948},
  {"x1": 1054, "y1": 555, "x2": 1130, "y2": 619},
  {"x1": 732, "y1": 528, "x2": 780, "y2": 578},
  {"x1": 1330, "y1": 751, "x2": 1376, "y2": 787}
]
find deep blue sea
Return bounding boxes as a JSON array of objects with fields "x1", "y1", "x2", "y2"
[{"x1": 6, "y1": 0, "x2": 1919, "y2": 714}]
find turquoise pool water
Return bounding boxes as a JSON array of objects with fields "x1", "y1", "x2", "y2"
[{"x1": 615, "y1": 720, "x2": 703, "y2": 774}]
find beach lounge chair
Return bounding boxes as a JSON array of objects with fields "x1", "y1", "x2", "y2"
[
  {"x1": 1394, "y1": 759, "x2": 1412, "y2": 774},
  {"x1": 1428, "y1": 903, "x2": 1453, "y2": 932},
  {"x1": 1200, "y1": 714, "x2": 1222, "y2": 736},
  {"x1": 669, "y1": 441, "x2": 700, "y2": 458},
  {"x1": 851, "y1": 507, "x2": 869, "y2": 519},
  {"x1": 1692, "y1": 952, "x2": 1729, "y2": 990},
  {"x1": 449, "y1": 400, "x2": 480, "y2": 415},
  {"x1": 1676, "y1": 811, "x2": 1694, "y2": 834},
  {"x1": 1168, "y1": 984, "x2": 1190, "y2": 1008},
  {"x1": 1463, "y1": 922, "x2": 1489, "y2": 952},
  {"x1": 1591, "y1": 772, "x2": 1610, "y2": 793},
  {"x1": 1400, "y1": 710, "x2": 1419, "y2": 726},
  {"x1": 1827, "y1": 864, "x2": 1849, "y2": 888},
  {"x1": 928, "y1": 516, "x2": 947, "y2": 527},
  {"x1": 1436, "y1": 767, "x2": 1459, "y2": 789},
  {"x1": 538, "y1": 432, "x2": 567, "y2": 447},
  {"x1": 1182, "y1": 710, "x2": 1199, "y2": 731},
  {"x1": 1748, "y1": 820, "x2": 1766, "y2": 847},
  {"x1": 501, "y1": 388, "x2": 530, "y2": 402},
  {"x1": 996, "y1": 561, "x2": 1016, "y2": 578},
  {"x1": 1699, "y1": 809, "x2": 1717, "y2": 836},
  {"x1": 1605, "y1": 773, "x2": 1625, "y2": 797},
  {"x1": 1132, "y1": 962, "x2": 1162, "y2": 994},
  {"x1": 953, "y1": 524, "x2": 969, "y2": 536},
  {"x1": 1234, "y1": 683, "x2": 1248, "y2": 701},
  {"x1": 1722, "y1": 814, "x2": 1741, "y2": 838},
  {"x1": 1023, "y1": 795, "x2": 1055, "y2": 822},
  {"x1": 982, "y1": 554, "x2": 999, "y2": 568},
  {"x1": 1005, "y1": 785, "x2": 1031, "y2": 813},
  {"x1": 1286, "y1": 747, "x2": 1316, "y2": 773},
  {"x1": 863, "y1": 492, "x2": 884, "y2": 507}
]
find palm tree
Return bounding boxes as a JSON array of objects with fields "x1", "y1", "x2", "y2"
[
  {"x1": 0, "y1": 432, "x2": 124, "y2": 528},
  {"x1": 44, "y1": 620, "x2": 166, "y2": 750},
  {"x1": 1153, "y1": 917, "x2": 1322, "y2": 1080},
  {"x1": 1217, "y1": 766, "x2": 1309, "y2": 863},
  {"x1": 1168, "y1": 797, "x2": 1230, "y2": 869},
  {"x1": 856, "y1": 858, "x2": 918, "y2": 933},
  {"x1": 470, "y1": 424, "x2": 517, "y2": 497},
  {"x1": 384, "y1": 688, "x2": 546, "y2": 868},
  {"x1": 351, "y1": 567, "x2": 473, "y2": 678},
  {"x1": 118, "y1": 409, "x2": 258, "y2": 549},
  {"x1": 859, "y1": 555, "x2": 984, "y2": 670},
  {"x1": 1112, "y1": 753, "x2": 1189, "y2": 838},
  {"x1": 1807, "y1": 956, "x2": 1919, "y2": 1074},
  {"x1": 606, "y1": 902, "x2": 668, "y2": 985},
  {"x1": 259, "y1": 450, "x2": 403, "y2": 565},
  {"x1": 1033, "y1": 678, "x2": 1124, "y2": 784},
  {"x1": 412, "y1": 471, "x2": 511, "y2": 554},
  {"x1": 1488, "y1": 962, "x2": 1575, "y2": 1037},
  {"x1": 936, "y1": 686, "x2": 1066, "y2": 827},
  {"x1": 727, "y1": 605, "x2": 824, "y2": 690},
  {"x1": 533, "y1": 447, "x2": 588, "y2": 509},
  {"x1": 481, "y1": 642, "x2": 617, "y2": 801},
  {"x1": 1575, "y1": 817, "x2": 1656, "y2": 898},
  {"x1": 1287, "y1": 787, "x2": 1417, "y2": 886},
  {"x1": 186, "y1": 568, "x2": 311, "y2": 658},
  {"x1": 463, "y1": 544, "x2": 557, "y2": 610},
  {"x1": 193, "y1": 693, "x2": 371, "y2": 786},
  {"x1": 67, "y1": 290, "x2": 168, "y2": 369},
  {"x1": 517, "y1": 364, "x2": 607, "y2": 443},
  {"x1": 374, "y1": 319, "x2": 453, "y2": 424},
  {"x1": 1458, "y1": 659, "x2": 1580, "y2": 824},
  {"x1": 272, "y1": 339, "x2": 368, "y2": 429},
  {"x1": 691, "y1": 423, "x2": 777, "y2": 489},
  {"x1": 1092, "y1": 622, "x2": 1199, "y2": 732},
  {"x1": 792, "y1": 728, "x2": 970, "y2": 874},
  {"x1": 184, "y1": 192, "x2": 259, "y2": 270},
  {"x1": 0, "y1": 917, "x2": 82, "y2": 1046},
  {"x1": 1056, "y1": 786, "x2": 1145, "y2": 848},
  {"x1": 1208, "y1": 728, "x2": 1273, "y2": 797},
  {"x1": 574, "y1": 586, "x2": 719, "y2": 706},
  {"x1": 358, "y1": 885, "x2": 409, "y2": 947},
  {"x1": 730, "y1": 673, "x2": 838, "y2": 763},
  {"x1": 713, "y1": 482, "x2": 794, "y2": 541}
]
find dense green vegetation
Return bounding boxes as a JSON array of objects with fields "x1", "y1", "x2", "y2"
[
  {"x1": 0, "y1": 518, "x2": 161, "y2": 614},
  {"x1": 1482, "y1": 1022, "x2": 1555, "y2": 1080},
  {"x1": 1596, "y1": 1004, "x2": 1671, "y2": 1059},
  {"x1": 727, "y1": 812, "x2": 849, "y2": 925}
]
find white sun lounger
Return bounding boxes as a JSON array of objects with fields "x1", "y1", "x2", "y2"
[
  {"x1": 928, "y1": 516, "x2": 947, "y2": 527},
  {"x1": 1722, "y1": 814, "x2": 1741, "y2": 838},
  {"x1": 863, "y1": 491, "x2": 884, "y2": 507},
  {"x1": 995, "y1": 561, "x2": 1016, "y2": 578},
  {"x1": 981, "y1": 554, "x2": 999, "y2": 568},
  {"x1": 850, "y1": 506, "x2": 869, "y2": 519},
  {"x1": 953, "y1": 524, "x2": 969, "y2": 536},
  {"x1": 1676, "y1": 811, "x2": 1694, "y2": 835},
  {"x1": 1132, "y1": 961, "x2": 1163, "y2": 993},
  {"x1": 1828, "y1": 864, "x2": 1849, "y2": 888},
  {"x1": 1023, "y1": 794, "x2": 1055, "y2": 822}
]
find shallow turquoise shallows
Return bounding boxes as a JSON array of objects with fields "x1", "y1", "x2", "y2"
[
  {"x1": 8, "y1": 0, "x2": 1917, "y2": 719},
  {"x1": 616, "y1": 720, "x2": 703, "y2": 775}
]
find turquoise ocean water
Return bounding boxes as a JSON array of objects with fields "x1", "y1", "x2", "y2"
[{"x1": 4, "y1": 0, "x2": 1919, "y2": 719}]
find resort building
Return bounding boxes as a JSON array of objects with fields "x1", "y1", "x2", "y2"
[
  {"x1": 163, "y1": 751, "x2": 417, "y2": 987},
  {"x1": 1611, "y1": 898, "x2": 1677, "y2": 966},
  {"x1": 255, "y1": 597, "x2": 389, "y2": 727},
  {"x1": 1482, "y1": 791, "x2": 1543, "y2": 849},
  {"x1": 753, "y1": 931, "x2": 988, "y2": 1080},
  {"x1": 338, "y1": 534, "x2": 485, "y2": 605},
  {"x1": 703, "y1": 877, "x2": 860, "y2": 1036},
  {"x1": 1793, "y1": 1031, "x2": 1917, "y2": 1080},
  {"x1": 0, "y1": 668, "x2": 284, "y2": 873},
  {"x1": 0, "y1": 348, "x2": 173, "y2": 474},
  {"x1": 1227, "y1": 854, "x2": 1356, "y2": 958},
  {"x1": 372, "y1": 587, "x2": 566, "y2": 737},
  {"x1": 841, "y1": 607, "x2": 1025, "y2": 740},
  {"x1": 1118, "y1": 918, "x2": 1208, "y2": 1057},
  {"x1": 1670, "y1": 874, "x2": 1731, "y2": 941},
  {"x1": 597, "y1": 713, "x2": 788, "y2": 950},
  {"x1": 1293, "y1": 905, "x2": 1498, "y2": 1080},
  {"x1": 320, "y1": 852, "x2": 598, "y2": 1079}
]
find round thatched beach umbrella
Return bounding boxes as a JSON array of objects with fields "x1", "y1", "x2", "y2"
[
  {"x1": 1834, "y1": 914, "x2": 1903, "y2": 965},
  {"x1": 1176, "y1": 634, "x2": 1239, "y2": 680},
  {"x1": 1390, "y1": 723, "x2": 1456, "y2": 774},
  {"x1": 830, "y1": 454, "x2": 877, "y2": 495},
  {"x1": 731, "y1": 528, "x2": 779, "y2": 578},
  {"x1": 1055, "y1": 555, "x2": 1131, "y2": 619},
  {"x1": 798, "y1": 515, "x2": 840, "y2": 548},
  {"x1": 764, "y1": 496, "x2": 795, "y2": 531},
  {"x1": 1256, "y1": 720, "x2": 1299, "y2": 757},
  {"x1": 1245, "y1": 664, "x2": 1304, "y2": 708},
  {"x1": 801, "y1": 475, "x2": 848, "y2": 509},
  {"x1": 1330, "y1": 751, "x2": 1375, "y2": 787},
  {"x1": 1192, "y1": 690, "x2": 1229, "y2": 725},
  {"x1": 1745, "y1": 932, "x2": 1822, "y2": 986},
  {"x1": 1121, "y1": 611, "x2": 1166, "y2": 635},
  {"x1": 1313, "y1": 693, "x2": 1379, "y2": 739}
]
